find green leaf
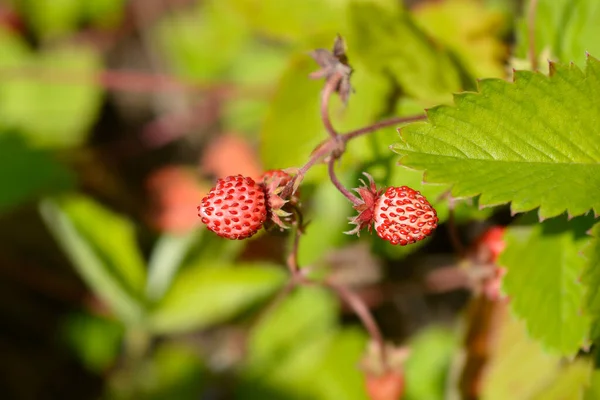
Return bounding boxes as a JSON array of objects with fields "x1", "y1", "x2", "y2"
[
  {"x1": 585, "y1": 370, "x2": 600, "y2": 400},
  {"x1": 246, "y1": 286, "x2": 338, "y2": 372},
  {"x1": 243, "y1": 286, "x2": 368, "y2": 400},
  {"x1": 40, "y1": 198, "x2": 146, "y2": 324},
  {"x1": 146, "y1": 230, "x2": 200, "y2": 302},
  {"x1": 139, "y1": 343, "x2": 206, "y2": 400},
  {"x1": 297, "y1": 181, "x2": 351, "y2": 267},
  {"x1": 227, "y1": 0, "x2": 342, "y2": 43},
  {"x1": 155, "y1": 0, "x2": 248, "y2": 81},
  {"x1": 347, "y1": 0, "x2": 464, "y2": 102},
  {"x1": 393, "y1": 56, "x2": 600, "y2": 220},
  {"x1": 412, "y1": 0, "x2": 509, "y2": 79},
  {"x1": 582, "y1": 222, "x2": 600, "y2": 340},
  {"x1": 82, "y1": 0, "x2": 125, "y2": 29},
  {"x1": 515, "y1": 0, "x2": 600, "y2": 68},
  {"x1": 404, "y1": 327, "x2": 458, "y2": 400},
  {"x1": 61, "y1": 312, "x2": 124, "y2": 373},
  {"x1": 223, "y1": 40, "x2": 288, "y2": 133},
  {"x1": 240, "y1": 330, "x2": 334, "y2": 400},
  {"x1": 107, "y1": 342, "x2": 206, "y2": 400},
  {"x1": 0, "y1": 133, "x2": 75, "y2": 212},
  {"x1": 499, "y1": 214, "x2": 595, "y2": 355},
  {"x1": 259, "y1": 55, "x2": 330, "y2": 170},
  {"x1": 530, "y1": 359, "x2": 592, "y2": 400},
  {"x1": 17, "y1": 0, "x2": 124, "y2": 37},
  {"x1": 311, "y1": 328, "x2": 368, "y2": 400},
  {"x1": 18, "y1": 0, "x2": 81, "y2": 40},
  {"x1": 481, "y1": 309, "x2": 565, "y2": 400},
  {"x1": 148, "y1": 263, "x2": 286, "y2": 334},
  {"x1": 0, "y1": 31, "x2": 103, "y2": 148}
]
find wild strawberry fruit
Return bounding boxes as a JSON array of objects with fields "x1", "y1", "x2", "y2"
[
  {"x1": 374, "y1": 186, "x2": 438, "y2": 246},
  {"x1": 197, "y1": 175, "x2": 267, "y2": 240},
  {"x1": 347, "y1": 173, "x2": 438, "y2": 245},
  {"x1": 365, "y1": 371, "x2": 405, "y2": 400},
  {"x1": 361, "y1": 341, "x2": 409, "y2": 400},
  {"x1": 470, "y1": 226, "x2": 507, "y2": 300},
  {"x1": 475, "y1": 226, "x2": 506, "y2": 263}
]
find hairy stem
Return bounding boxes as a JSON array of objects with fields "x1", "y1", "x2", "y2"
[
  {"x1": 286, "y1": 217, "x2": 303, "y2": 274},
  {"x1": 325, "y1": 280, "x2": 388, "y2": 368},
  {"x1": 328, "y1": 158, "x2": 362, "y2": 206},
  {"x1": 342, "y1": 114, "x2": 427, "y2": 143},
  {"x1": 320, "y1": 71, "x2": 344, "y2": 139},
  {"x1": 527, "y1": 0, "x2": 540, "y2": 71}
]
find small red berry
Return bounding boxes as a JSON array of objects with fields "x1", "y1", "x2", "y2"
[
  {"x1": 365, "y1": 371, "x2": 405, "y2": 400},
  {"x1": 347, "y1": 173, "x2": 438, "y2": 245},
  {"x1": 373, "y1": 186, "x2": 438, "y2": 246},
  {"x1": 197, "y1": 175, "x2": 267, "y2": 240},
  {"x1": 476, "y1": 226, "x2": 506, "y2": 263}
]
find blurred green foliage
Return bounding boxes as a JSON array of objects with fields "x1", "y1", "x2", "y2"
[{"x1": 2, "y1": 0, "x2": 600, "y2": 399}]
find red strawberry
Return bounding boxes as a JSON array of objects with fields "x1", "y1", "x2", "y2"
[
  {"x1": 347, "y1": 173, "x2": 438, "y2": 245},
  {"x1": 365, "y1": 371, "x2": 405, "y2": 400},
  {"x1": 197, "y1": 175, "x2": 267, "y2": 240},
  {"x1": 471, "y1": 226, "x2": 507, "y2": 300},
  {"x1": 361, "y1": 342, "x2": 409, "y2": 400},
  {"x1": 476, "y1": 226, "x2": 506, "y2": 263},
  {"x1": 373, "y1": 186, "x2": 438, "y2": 246}
]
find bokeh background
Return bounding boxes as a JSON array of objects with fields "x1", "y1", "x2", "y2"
[{"x1": 0, "y1": 0, "x2": 592, "y2": 399}]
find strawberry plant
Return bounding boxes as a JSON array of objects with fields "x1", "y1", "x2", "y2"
[{"x1": 2, "y1": 0, "x2": 600, "y2": 399}]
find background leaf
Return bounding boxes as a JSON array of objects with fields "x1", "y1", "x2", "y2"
[
  {"x1": 515, "y1": 0, "x2": 600, "y2": 68},
  {"x1": 242, "y1": 286, "x2": 367, "y2": 400},
  {"x1": 481, "y1": 305, "x2": 571, "y2": 400},
  {"x1": 499, "y1": 214, "x2": 595, "y2": 355},
  {"x1": 0, "y1": 30, "x2": 103, "y2": 148},
  {"x1": 145, "y1": 230, "x2": 200, "y2": 302},
  {"x1": 393, "y1": 57, "x2": 600, "y2": 219},
  {"x1": 155, "y1": 0, "x2": 248, "y2": 81},
  {"x1": 412, "y1": 0, "x2": 509, "y2": 79},
  {"x1": 0, "y1": 133, "x2": 75, "y2": 213},
  {"x1": 347, "y1": 0, "x2": 464, "y2": 103},
  {"x1": 582, "y1": 222, "x2": 600, "y2": 340},
  {"x1": 530, "y1": 359, "x2": 591, "y2": 400},
  {"x1": 61, "y1": 312, "x2": 124, "y2": 373},
  {"x1": 40, "y1": 197, "x2": 146, "y2": 324},
  {"x1": 403, "y1": 327, "x2": 458, "y2": 400},
  {"x1": 149, "y1": 263, "x2": 286, "y2": 334},
  {"x1": 246, "y1": 286, "x2": 338, "y2": 373}
]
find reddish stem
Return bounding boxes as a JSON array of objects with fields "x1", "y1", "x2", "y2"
[
  {"x1": 328, "y1": 158, "x2": 362, "y2": 206},
  {"x1": 342, "y1": 114, "x2": 427, "y2": 143},
  {"x1": 0, "y1": 67, "x2": 259, "y2": 97},
  {"x1": 320, "y1": 71, "x2": 344, "y2": 139},
  {"x1": 325, "y1": 280, "x2": 388, "y2": 368}
]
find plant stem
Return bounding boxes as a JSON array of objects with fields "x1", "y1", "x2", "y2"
[
  {"x1": 527, "y1": 0, "x2": 540, "y2": 71},
  {"x1": 320, "y1": 71, "x2": 343, "y2": 139},
  {"x1": 342, "y1": 114, "x2": 427, "y2": 143},
  {"x1": 286, "y1": 218, "x2": 303, "y2": 274},
  {"x1": 325, "y1": 280, "x2": 388, "y2": 368},
  {"x1": 328, "y1": 158, "x2": 362, "y2": 206}
]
